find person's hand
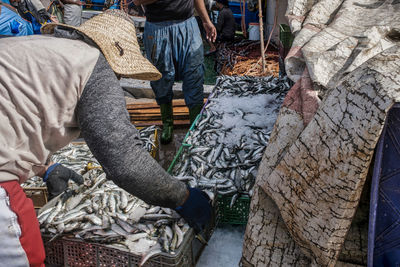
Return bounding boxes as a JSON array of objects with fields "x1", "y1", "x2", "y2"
[
  {"x1": 75, "y1": 0, "x2": 85, "y2": 6},
  {"x1": 175, "y1": 187, "x2": 212, "y2": 234},
  {"x1": 203, "y1": 20, "x2": 217, "y2": 42},
  {"x1": 37, "y1": 8, "x2": 51, "y2": 23},
  {"x1": 50, "y1": 15, "x2": 59, "y2": 23},
  {"x1": 44, "y1": 163, "x2": 84, "y2": 199}
]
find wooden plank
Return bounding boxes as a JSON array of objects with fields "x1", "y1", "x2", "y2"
[
  {"x1": 130, "y1": 114, "x2": 189, "y2": 121},
  {"x1": 132, "y1": 119, "x2": 190, "y2": 127},
  {"x1": 126, "y1": 99, "x2": 188, "y2": 110},
  {"x1": 126, "y1": 98, "x2": 206, "y2": 110},
  {"x1": 128, "y1": 106, "x2": 189, "y2": 115}
]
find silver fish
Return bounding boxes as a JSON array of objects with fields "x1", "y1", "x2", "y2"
[{"x1": 39, "y1": 168, "x2": 190, "y2": 261}]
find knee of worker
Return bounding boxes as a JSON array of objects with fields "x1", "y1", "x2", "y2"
[
  {"x1": 182, "y1": 64, "x2": 204, "y2": 108},
  {"x1": 63, "y1": 5, "x2": 82, "y2": 26},
  {"x1": 183, "y1": 86, "x2": 204, "y2": 109},
  {"x1": 150, "y1": 77, "x2": 174, "y2": 105}
]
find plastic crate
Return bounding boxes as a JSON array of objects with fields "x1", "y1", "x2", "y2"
[
  {"x1": 279, "y1": 24, "x2": 294, "y2": 63},
  {"x1": 217, "y1": 195, "x2": 251, "y2": 225},
  {"x1": 44, "y1": 229, "x2": 195, "y2": 267},
  {"x1": 168, "y1": 142, "x2": 251, "y2": 226},
  {"x1": 24, "y1": 187, "x2": 48, "y2": 209},
  {"x1": 167, "y1": 113, "x2": 202, "y2": 174},
  {"x1": 97, "y1": 245, "x2": 130, "y2": 267},
  {"x1": 43, "y1": 236, "x2": 64, "y2": 266},
  {"x1": 279, "y1": 24, "x2": 294, "y2": 49},
  {"x1": 64, "y1": 239, "x2": 98, "y2": 267},
  {"x1": 168, "y1": 112, "x2": 252, "y2": 226}
]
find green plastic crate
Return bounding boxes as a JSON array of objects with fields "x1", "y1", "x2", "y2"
[
  {"x1": 167, "y1": 113, "x2": 203, "y2": 174},
  {"x1": 168, "y1": 93, "x2": 252, "y2": 225},
  {"x1": 279, "y1": 24, "x2": 294, "y2": 49},
  {"x1": 168, "y1": 112, "x2": 252, "y2": 225},
  {"x1": 217, "y1": 195, "x2": 251, "y2": 225},
  {"x1": 167, "y1": 143, "x2": 251, "y2": 225}
]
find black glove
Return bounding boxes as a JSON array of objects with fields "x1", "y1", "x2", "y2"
[
  {"x1": 37, "y1": 8, "x2": 51, "y2": 23},
  {"x1": 175, "y1": 187, "x2": 212, "y2": 234},
  {"x1": 44, "y1": 163, "x2": 83, "y2": 199}
]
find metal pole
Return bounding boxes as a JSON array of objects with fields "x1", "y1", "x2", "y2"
[{"x1": 258, "y1": 0, "x2": 266, "y2": 73}]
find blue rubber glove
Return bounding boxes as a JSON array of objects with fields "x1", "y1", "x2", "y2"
[
  {"x1": 44, "y1": 163, "x2": 84, "y2": 199},
  {"x1": 175, "y1": 187, "x2": 212, "y2": 234},
  {"x1": 10, "y1": 20, "x2": 20, "y2": 34}
]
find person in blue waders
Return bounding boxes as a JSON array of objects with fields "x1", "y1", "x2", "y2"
[{"x1": 132, "y1": 0, "x2": 217, "y2": 144}]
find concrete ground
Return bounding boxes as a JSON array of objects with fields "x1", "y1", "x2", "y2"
[
  {"x1": 197, "y1": 226, "x2": 246, "y2": 267},
  {"x1": 157, "y1": 128, "x2": 188, "y2": 170}
]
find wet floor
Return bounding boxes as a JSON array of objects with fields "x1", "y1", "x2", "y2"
[{"x1": 157, "y1": 127, "x2": 189, "y2": 171}]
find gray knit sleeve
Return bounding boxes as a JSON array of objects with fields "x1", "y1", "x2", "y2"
[{"x1": 76, "y1": 54, "x2": 187, "y2": 208}]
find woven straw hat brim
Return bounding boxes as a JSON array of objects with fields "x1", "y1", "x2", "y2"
[{"x1": 42, "y1": 13, "x2": 161, "y2": 81}]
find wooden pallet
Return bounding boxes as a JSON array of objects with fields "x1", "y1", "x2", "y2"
[{"x1": 127, "y1": 99, "x2": 204, "y2": 127}]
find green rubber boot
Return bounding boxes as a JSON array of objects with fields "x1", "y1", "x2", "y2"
[
  {"x1": 160, "y1": 103, "x2": 173, "y2": 144},
  {"x1": 189, "y1": 104, "x2": 203, "y2": 125}
]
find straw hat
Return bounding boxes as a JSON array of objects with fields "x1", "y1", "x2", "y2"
[{"x1": 41, "y1": 10, "x2": 161, "y2": 81}]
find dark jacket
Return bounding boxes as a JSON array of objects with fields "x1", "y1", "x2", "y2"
[
  {"x1": 145, "y1": 0, "x2": 193, "y2": 23},
  {"x1": 216, "y1": 6, "x2": 235, "y2": 41}
]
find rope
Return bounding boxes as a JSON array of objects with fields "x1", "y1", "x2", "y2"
[
  {"x1": 240, "y1": 0, "x2": 247, "y2": 38},
  {"x1": 245, "y1": 0, "x2": 278, "y2": 76},
  {"x1": 119, "y1": 0, "x2": 129, "y2": 12}
]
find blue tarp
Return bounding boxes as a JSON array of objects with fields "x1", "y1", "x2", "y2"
[
  {"x1": 0, "y1": 5, "x2": 34, "y2": 36},
  {"x1": 228, "y1": 2, "x2": 258, "y2": 29},
  {"x1": 84, "y1": 0, "x2": 119, "y2": 11},
  {"x1": 21, "y1": 11, "x2": 44, "y2": 34},
  {"x1": 369, "y1": 103, "x2": 400, "y2": 267}
]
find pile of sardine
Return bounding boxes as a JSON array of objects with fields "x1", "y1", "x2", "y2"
[
  {"x1": 39, "y1": 168, "x2": 189, "y2": 265},
  {"x1": 215, "y1": 40, "x2": 279, "y2": 74},
  {"x1": 22, "y1": 126, "x2": 158, "y2": 188},
  {"x1": 171, "y1": 76, "x2": 290, "y2": 203}
]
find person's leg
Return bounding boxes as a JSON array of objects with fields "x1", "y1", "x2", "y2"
[
  {"x1": 144, "y1": 21, "x2": 175, "y2": 143},
  {"x1": 0, "y1": 181, "x2": 45, "y2": 267},
  {"x1": 205, "y1": 40, "x2": 217, "y2": 55},
  {"x1": 63, "y1": 4, "x2": 82, "y2": 26},
  {"x1": 175, "y1": 17, "x2": 205, "y2": 124}
]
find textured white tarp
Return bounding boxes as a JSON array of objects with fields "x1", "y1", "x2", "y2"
[{"x1": 242, "y1": 1, "x2": 400, "y2": 266}]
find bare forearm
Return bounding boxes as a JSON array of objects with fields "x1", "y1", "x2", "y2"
[
  {"x1": 133, "y1": 0, "x2": 157, "y2": 5},
  {"x1": 194, "y1": 0, "x2": 211, "y2": 24}
]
